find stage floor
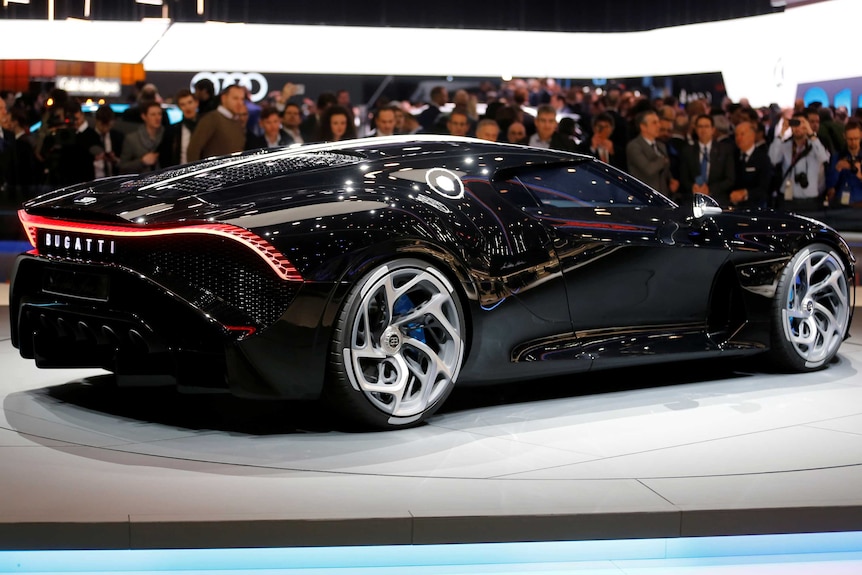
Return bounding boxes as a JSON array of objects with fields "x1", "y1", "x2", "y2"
[{"x1": 1, "y1": 304, "x2": 861, "y2": 551}]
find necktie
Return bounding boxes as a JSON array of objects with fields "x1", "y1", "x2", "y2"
[
  {"x1": 104, "y1": 134, "x2": 113, "y2": 177},
  {"x1": 598, "y1": 146, "x2": 608, "y2": 163},
  {"x1": 700, "y1": 146, "x2": 708, "y2": 181}
]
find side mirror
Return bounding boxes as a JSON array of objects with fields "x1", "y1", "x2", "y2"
[{"x1": 689, "y1": 193, "x2": 723, "y2": 219}]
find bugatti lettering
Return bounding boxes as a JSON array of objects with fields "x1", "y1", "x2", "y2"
[{"x1": 44, "y1": 233, "x2": 116, "y2": 254}]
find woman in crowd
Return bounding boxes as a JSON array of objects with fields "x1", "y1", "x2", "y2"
[{"x1": 316, "y1": 105, "x2": 356, "y2": 142}]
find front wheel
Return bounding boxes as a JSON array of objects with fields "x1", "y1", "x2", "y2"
[
  {"x1": 325, "y1": 258, "x2": 466, "y2": 430},
  {"x1": 768, "y1": 243, "x2": 851, "y2": 372}
]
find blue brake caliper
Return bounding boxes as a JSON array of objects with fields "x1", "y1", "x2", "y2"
[{"x1": 394, "y1": 294, "x2": 426, "y2": 344}]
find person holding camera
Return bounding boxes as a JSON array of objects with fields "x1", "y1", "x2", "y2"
[
  {"x1": 767, "y1": 111, "x2": 830, "y2": 212},
  {"x1": 825, "y1": 118, "x2": 862, "y2": 209}
]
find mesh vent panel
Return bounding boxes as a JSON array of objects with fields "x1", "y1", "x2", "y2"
[
  {"x1": 140, "y1": 235, "x2": 294, "y2": 326},
  {"x1": 38, "y1": 233, "x2": 297, "y2": 328},
  {"x1": 121, "y1": 151, "x2": 359, "y2": 195}
]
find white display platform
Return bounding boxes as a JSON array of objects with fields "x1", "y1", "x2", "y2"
[{"x1": 1, "y1": 303, "x2": 860, "y2": 551}]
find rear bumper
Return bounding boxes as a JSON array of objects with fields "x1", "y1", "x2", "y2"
[
  {"x1": 12, "y1": 255, "x2": 235, "y2": 390},
  {"x1": 10, "y1": 254, "x2": 335, "y2": 400}
]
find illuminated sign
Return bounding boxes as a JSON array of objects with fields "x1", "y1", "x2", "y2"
[
  {"x1": 797, "y1": 77, "x2": 862, "y2": 111},
  {"x1": 190, "y1": 71, "x2": 269, "y2": 102},
  {"x1": 56, "y1": 76, "x2": 122, "y2": 97}
]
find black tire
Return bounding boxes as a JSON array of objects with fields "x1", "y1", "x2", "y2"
[
  {"x1": 767, "y1": 243, "x2": 851, "y2": 372},
  {"x1": 324, "y1": 258, "x2": 466, "y2": 430}
]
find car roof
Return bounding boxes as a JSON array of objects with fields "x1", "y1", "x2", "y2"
[{"x1": 122, "y1": 135, "x2": 582, "y2": 194}]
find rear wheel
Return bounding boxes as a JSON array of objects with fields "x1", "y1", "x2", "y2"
[
  {"x1": 325, "y1": 258, "x2": 465, "y2": 430},
  {"x1": 768, "y1": 243, "x2": 850, "y2": 372}
]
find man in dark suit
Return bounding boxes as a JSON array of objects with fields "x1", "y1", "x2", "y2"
[
  {"x1": 41, "y1": 100, "x2": 96, "y2": 187},
  {"x1": 416, "y1": 86, "x2": 448, "y2": 134},
  {"x1": 300, "y1": 91, "x2": 337, "y2": 143},
  {"x1": 679, "y1": 114, "x2": 736, "y2": 207},
  {"x1": 245, "y1": 105, "x2": 292, "y2": 150},
  {"x1": 602, "y1": 87, "x2": 630, "y2": 172},
  {"x1": 193, "y1": 78, "x2": 218, "y2": 118},
  {"x1": 626, "y1": 108, "x2": 678, "y2": 197},
  {"x1": 4, "y1": 105, "x2": 42, "y2": 202},
  {"x1": 366, "y1": 105, "x2": 398, "y2": 138},
  {"x1": 159, "y1": 88, "x2": 197, "y2": 167},
  {"x1": 576, "y1": 112, "x2": 621, "y2": 168},
  {"x1": 83, "y1": 105, "x2": 125, "y2": 179},
  {"x1": 730, "y1": 119, "x2": 773, "y2": 209},
  {"x1": 279, "y1": 102, "x2": 303, "y2": 144}
]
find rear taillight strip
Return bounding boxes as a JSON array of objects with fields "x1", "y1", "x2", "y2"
[{"x1": 19, "y1": 210, "x2": 302, "y2": 282}]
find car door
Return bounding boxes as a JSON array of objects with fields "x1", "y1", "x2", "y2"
[{"x1": 498, "y1": 160, "x2": 732, "y2": 364}]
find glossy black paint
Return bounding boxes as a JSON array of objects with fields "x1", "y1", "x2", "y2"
[{"x1": 9, "y1": 136, "x2": 856, "y2": 401}]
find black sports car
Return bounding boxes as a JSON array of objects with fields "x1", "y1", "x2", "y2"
[{"x1": 9, "y1": 135, "x2": 856, "y2": 429}]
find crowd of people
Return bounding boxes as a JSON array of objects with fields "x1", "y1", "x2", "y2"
[{"x1": 1, "y1": 76, "x2": 861, "y2": 228}]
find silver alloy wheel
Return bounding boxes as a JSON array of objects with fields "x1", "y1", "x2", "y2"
[
  {"x1": 780, "y1": 246, "x2": 850, "y2": 366},
  {"x1": 343, "y1": 262, "x2": 464, "y2": 420}
]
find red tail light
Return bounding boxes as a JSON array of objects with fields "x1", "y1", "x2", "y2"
[{"x1": 18, "y1": 210, "x2": 303, "y2": 282}]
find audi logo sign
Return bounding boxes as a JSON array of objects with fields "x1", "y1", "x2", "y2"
[{"x1": 190, "y1": 72, "x2": 269, "y2": 102}]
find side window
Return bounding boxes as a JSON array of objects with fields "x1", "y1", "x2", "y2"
[
  {"x1": 485, "y1": 178, "x2": 541, "y2": 210},
  {"x1": 514, "y1": 163, "x2": 655, "y2": 208}
]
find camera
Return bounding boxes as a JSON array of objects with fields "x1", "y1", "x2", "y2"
[
  {"x1": 848, "y1": 156, "x2": 859, "y2": 174},
  {"x1": 794, "y1": 172, "x2": 809, "y2": 189}
]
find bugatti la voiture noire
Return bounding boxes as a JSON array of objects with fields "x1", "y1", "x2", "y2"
[{"x1": 9, "y1": 135, "x2": 856, "y2": 429}]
